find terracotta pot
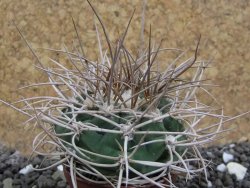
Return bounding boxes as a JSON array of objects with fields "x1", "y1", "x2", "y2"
[{"x1": 63, "y1": 167, "x2": 167, "y2": 188}]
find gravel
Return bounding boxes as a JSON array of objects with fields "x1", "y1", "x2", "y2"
[
  {"x1": 175, "y1": 141, "x2": 250, "y2": 187},
  {"x1": 0, "y1": 144, "x2": 68, "y2": 188},
  {"x1": 0, "y1": 141, "x2": 249, "y2": 188}
]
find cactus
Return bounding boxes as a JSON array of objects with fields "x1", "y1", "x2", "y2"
[
  {"x1": 1, "y1": 1, "x2": 241, "y2": 188},
  {"x1": 55, "y1": 98, "x2": 187, "y2": 177}
]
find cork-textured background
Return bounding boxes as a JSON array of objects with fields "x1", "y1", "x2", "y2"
[{"x1": 0, "y1": 0, "x2": 249, "y2": 155}]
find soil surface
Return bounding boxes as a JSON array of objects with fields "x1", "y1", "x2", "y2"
[{"x1": 0, "y1": 141, "x2": 250, "y2": 187}]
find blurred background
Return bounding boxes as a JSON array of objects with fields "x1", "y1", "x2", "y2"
[{"x1": 0, "y1": 0, "x2": 249, "y2": 155}]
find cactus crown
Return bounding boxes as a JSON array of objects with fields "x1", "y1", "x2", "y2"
[{"x1": 0, "y1": 1, "x2": 234, "y2": 188}]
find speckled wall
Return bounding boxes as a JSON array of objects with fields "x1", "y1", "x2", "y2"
[{"x1": 0, "y1": 0, "x2": 249, "y2": 155}]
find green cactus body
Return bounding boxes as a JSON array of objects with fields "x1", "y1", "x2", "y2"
[{"x1": 54, "y1": 97, "x2": 187, "y2": 177}]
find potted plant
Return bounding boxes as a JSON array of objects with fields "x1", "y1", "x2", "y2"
[{"x1": 1, "y1": 1, "x2": 242, "y2": 188}]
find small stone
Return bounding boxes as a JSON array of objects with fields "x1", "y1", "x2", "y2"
[
  {"x1": 29, "y1": 171, "x2": 40, "y2": 180},
  {"x1": 229, "y1": 144, "x2": 235, "y2": 148},
  {"x1": 42, "y1": 169, "x2": 53, "y2": 175},
  {"x1": 215, "y1": 179, "x2": 223, "y2": 187},
  {"x1": 227, "y1": 162, "x2": 247, "y2": 181},
  {"x1": 12, "y1": 179, "x2": 22, "y2": 185},
  {"x1": 19, "y1": 164, "x2": 34, "y2": 175},
  {"x1": 223, "y1": 174, "x2": 233, "y2": 186},
  {"x1": 242, "y1": 162, "x2": 250, "y2": 168},
  {"x1": 10, "y1": 165, "x2": 20, "y2": 174},
  {"x1": 217, "y1": 172, "x2": 224, "y2": 179},
  {"x1": 0, "y1": 154, "x2": 9, "y2": 163},
  {"x1": 223, "y1": 152, "x2": 234, "y2": 163},
  {"x1": 52, "y1": 171, "x2": 63, "y2": 181},
  {"x1": 235, "y1": 146, "x2": 244, "y2": 154},
  {"x1": 240, "y1": 154, "x2": 248, "y2": 162},
  {"x1": 234, "y1": 158, "x2": 240, "y2": 163},
  {"x1": 31, "y1": 156, "x2": 42, "y2": 166},
  {"x1": 24, "y1": 176, "x2": 34, "y2": 185},
  {"x1": 37, "y1": 175, "x2": 46, "y2": 187},
  {"x1": 231, "y1": 174, "x2": 237, "y2": 181},
  {"x1": 57, "y1": 180, "x2": 67, "y2": 188},
  {"x1": 206, "y1": 151, "x2": 215, "y2": 159},
  {"x1": 57, "y1": 165, "x2": 63, "y2": 171},
  {"x1": 13, "y1": 174, "x2": 20, "y2": 179},
  {"x1": 40, "y1": 160, "x2": 51, "y2": 168},
  {"x1": 19, "y1": 161, "x2": 28, "y2": 169},
  {"x1": 52, "y1": 170, "x2": 66, "y2": 181},
  {"x1": 3, "y1": 178, "x2": 13, "y2": 188},
  {"x1": 229, "y1": 148, "x2": 235, "y2": 154},
  {"x1": 199, "y1": 181, "x2": 207, "y2": 187},
  {"x1": 216, "y1": 163, "x2": 227, "y2": 172},
  {"x1": 3, "y1": 170, "x2": 13, "y2": 178},
  {"x1": 37, "y1": 175, "x2": 56, "y2": 188},
  {"x1": 207, "y1": 180, "x2": 212, "y2": 187},
  {"x1": 214, "y1": 148, "x2": 223, "y2": 158},
  {"x1": 242, "y1": 180, "x2": 250, "y2": 188},
  {"x1": 0, "y1": 163, "x2": 7, "y2": 173}
]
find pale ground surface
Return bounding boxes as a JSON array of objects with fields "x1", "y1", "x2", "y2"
[{"x1": 0, "y1": 0, "x2": 249, "y2": 155}]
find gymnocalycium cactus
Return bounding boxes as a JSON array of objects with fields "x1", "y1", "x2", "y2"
[
  {"x1": 56, "y1": 97, "x2": 187, "y2": 177},
  {"x1": 2, "y1": 1, "x2": 244, "y2": 188}
]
